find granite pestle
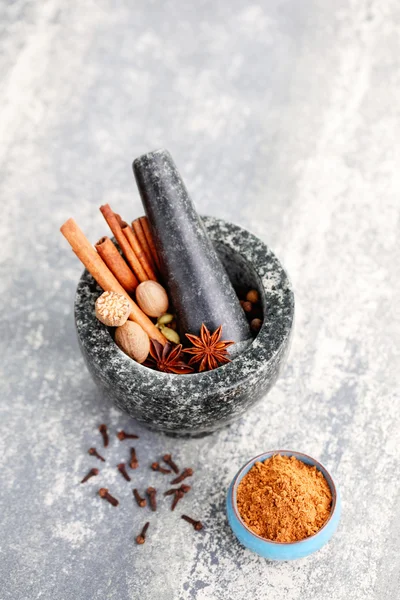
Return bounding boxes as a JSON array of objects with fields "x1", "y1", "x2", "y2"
[{"x1": 133, "y1": 149, "x2": 252, "y2": 353}]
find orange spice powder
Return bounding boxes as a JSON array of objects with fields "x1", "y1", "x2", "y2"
[{"x1": 236, "y1": 454, "x2": 332, "y2": 543}]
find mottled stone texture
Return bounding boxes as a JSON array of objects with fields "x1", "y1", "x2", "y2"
[
  {"x1": 134, "y1": 150, "x2": 251, "y2": 348},
  {"x1": 1, "y1": 1, "x2": 400, "y2": 600},
  {"x1": 75, "y1": 217, "x2": 293, "y2": 435}
]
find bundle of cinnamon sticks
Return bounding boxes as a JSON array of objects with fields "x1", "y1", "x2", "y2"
[{"x1": 60, "y1": 205, "x2": 166, "y2": 345}]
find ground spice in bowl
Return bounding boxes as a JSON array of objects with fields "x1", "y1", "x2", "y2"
[{"x1": 236, "y1": 454, "x2": 332, "y2": 543}]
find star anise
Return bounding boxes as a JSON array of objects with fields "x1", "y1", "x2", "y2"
[
  {"x1": 144, "y1": 339, "x2": 194, "y2": 374},
  {"x1": 184, "y1": 324, "x2": 234, "y2": 372}
]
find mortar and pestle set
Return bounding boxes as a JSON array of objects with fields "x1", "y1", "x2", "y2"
[{"x1": 74, "y1": 149, "x2": 294, "y2": 437}]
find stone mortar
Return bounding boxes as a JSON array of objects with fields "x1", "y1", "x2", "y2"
[{"x1": 75, "y1": 217, "x2": 295, "y2": 436}]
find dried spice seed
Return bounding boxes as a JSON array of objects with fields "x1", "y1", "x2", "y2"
[
  {"x1": 117, "y1": 430, "x2": 139, "y2": 441},
  {"x1": 157, "y1": 313, "x2": 174, "y2": 326},
  {"x1": 95, "y1": 291, "x2": 131, "y2": 327},
  {"x1": 135, "y1": 280, "x2": 169, "y2": 318},
  {"x1": 133, "y1": 489, "x2": 147, "y2": 508},
  {"x1": 146, "y1": 487, "x2": 157, "y2": 511},
  {"x1": 151, "y1": 462, "x2": 171, "y2": 474},
  {"x1": 136, "y1": 522, "x2": 150, "y2": 545},
  {"x1": 171, "y1": 489, "x2": 185, "y2": 511},
  {"x1": 250, "y1": 318, "x2": 263, "y2": 334},
  {"x1": 184, "y1": 324, "x2": 234, "y2": 372},
  {"x1": 181, "y1": 515, "x2": 203, "y2": 531},
  {"x1": 99, "y1": 424, "x2": 109, "y2": 448},
  {"x1": 144, "y1": 340, "x2": 193, "y2": 374},
  {"x1": 130, "y1": 448, "x2": 139, "y2": 469},
  {"x1": 81, "y1": 468, "x2": 99, "y2": 483},
  {"x1": 115, "y1": 321, "x2": 150, "y2": 364},
  {"x1": 88, "y1": 447, "x2": 105, "y2": 462},
  {"x1": 117, "y1": 463, "x2": 131, "y2": 481},
  {"x1": 158, "y1": 324, "x2": 180, "y2": 345},
  {"x1": 246, "y1": 289, "x2": 260, "y2": 304},
  {"x1": 98, "y1": 488, "x2": 119, "y2": 507},
  {"x1": 163, "y1": 454, "x2": 179, "y2": 474},
  {"x1": 242, "y1": 301, "x2": 253, "y2": 313},
  {"x1": 164, "y1": 484, "x2": 191, "y2": 496},
  {"x1": 171, "y1": 468, "x2": 193, "y2": 485}
]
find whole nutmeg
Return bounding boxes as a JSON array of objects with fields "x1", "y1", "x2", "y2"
[
  {"x1": 115, "y1": 321, "x2": 150, "y2": 364},
  {"x1": 136, "y1": 281, "x2": 169, "y2": 318},
  {"x1": 95, "y1": 291, "x2": 130, "y2": 327},
  {"x1": 246, "y1": 289, "x2": 260, "y2": 304}
]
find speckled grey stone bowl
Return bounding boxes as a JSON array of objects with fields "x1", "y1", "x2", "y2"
[{"x1": 75, "y1": 217, "x2": 294, "y2": 437}]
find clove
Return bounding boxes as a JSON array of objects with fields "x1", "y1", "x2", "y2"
[
  {"x1": 146, "y1": 487, "x2": 157, "y2": 511},
  {"x1": 98, "y1": 488, "x2": 119, "y2": 507},
  {"x1": 117, "y1": 463, "x2": 131, "y2": 481},
  {"x1": 99, "y1": 424, "x2": 109, "y2": 447},
  {"x1": 117, "y1": 430, "x2": 139, "y2": 441},
  {"x1": 163, "y1": 453, "x2": 179, "y2": 474},
  {"x1": 130, "y1": 448, "x2": 139, "y2": 470},
  {"x1": 181, "y1": 514, "x2": 203, "y2": 531},
  {"x1": 136, "y1": 522, "x2": 150, "y2": 545},
  {"x1": 171, "y1": 468, "x2": 193, "y2": 485},
  {"x1": 81, "y1": 468, "x2": 99, "y2": 484},
  {"x1": 88, "y1": 447, "x2": 105, "y2": 462},
  {"x1": 151, "y1": 462, "x2": 171, "y2": 474},
  {"x1": 164, "y1": 484, "x2": 191, "y2": 496},
  {"x1": 171, "y1": 489, "x2": 185, "y2": 511},
  {"x1": 133, "y1": 488, "x2": 147, "y2": 508}
]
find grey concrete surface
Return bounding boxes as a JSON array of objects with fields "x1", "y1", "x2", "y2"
[{"x1": 0, "y1": 1, "x2": 399, "y2": 598}]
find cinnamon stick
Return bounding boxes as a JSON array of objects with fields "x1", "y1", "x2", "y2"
[
  {"x1": 140, "y1": 217, "x2": 161, "y2": 270},
  {"x1": 132, "y1": 218, "x2": 158, "y2": 274},
  {"x1": 95, "y1": 236, "x2": 138, "y2": 293},
  {"x1": 122, "y1": 224, "x2": 158, "y2": 282},
  {"x1": 99, "y1": 204, "x2": 148, "y2": 283},
  {"x1": 60, "y1": 218, "x2": 166, "y2": 345}
]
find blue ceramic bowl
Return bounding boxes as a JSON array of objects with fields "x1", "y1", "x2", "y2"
[{"x1": 226, "y1": 450, "x2": 341, "y2": 560}]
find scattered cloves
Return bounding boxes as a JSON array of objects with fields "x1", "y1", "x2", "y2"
[
  {"x1": 80, "y1": 468, "x2": 99, "y2": 483},
  {"x1": 171, "y1": 468, "x2": 193, "y2": 485},
  {"x1": 146, "y1": 487, "x2": 157, "y2": 511},
  {"x1": 133, "y1": 488, "x2": 147, "y2": 508},
  {"x1": 98, "y1": 488, "x2": 119, "y2": 507},
  {"x1": 130, "y1": 448, "x2": 139, "y2": 470},
  {"x1": 99, "y1": 424, "x2": 109, "y2": 447},
  {"x1": 164, "y1": 484, "x2": 191, "y2": 496},
  {"x1": 88, "y1": 447, "x2": 105, "y2": 462},
  {"x1": 163, "y1": 454, "x2": 179, "y2": 474},
  {"x1": 181, "y1": 514, "x2": 203, "y2": 531},
  {"x1": 136, "y1": 521, "x2": 150, "y2": 545},
  {"x1": 117, "y1": 430, "x2": 139, "y2": 441},
  {"x1": 171, "y1": 489, "x2": 185, "y2": 511},
  {"x1": 117, "y1": 463, "x2": 131, "y2": 481},
  {"x1": 151, "y1": 462, "x2": 171, "y2": 474}
]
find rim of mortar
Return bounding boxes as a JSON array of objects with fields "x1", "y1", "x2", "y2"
[{"x1": 75, "y1": 216, "x2": 295, "y2": 395}]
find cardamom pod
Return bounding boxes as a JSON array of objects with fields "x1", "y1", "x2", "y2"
[
  {"x1": 159, "y1": 324, "x2": 180, "y2": 344},
  {"x1": 157, "y1": 313, "x2": 174, "y2": 325}
]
